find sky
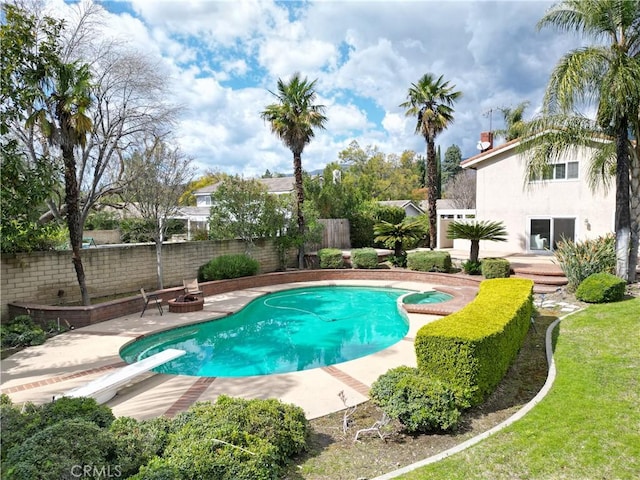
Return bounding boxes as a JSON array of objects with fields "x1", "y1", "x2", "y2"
[{"x1": 48, "y1": 0, "x2": 584, "y2": 177}]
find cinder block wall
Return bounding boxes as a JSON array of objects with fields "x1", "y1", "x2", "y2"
[{"x1": 1, "y1": 239, "x2": 283, "y2": 319}]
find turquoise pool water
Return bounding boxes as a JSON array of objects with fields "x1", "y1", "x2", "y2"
[
  {"x1": 402, "y1": 290, "x2": 453, "y2": 305},
  {"x1": 120, "y1": 286, "x2": 414, "y2": 377}
]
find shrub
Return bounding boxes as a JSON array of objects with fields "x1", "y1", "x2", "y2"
[
  {"x1": 0, "y1": 399, "x2": 40, "y2": 461},
  {"x1": 370, "y1": 367, "x2": 461, "y2": 433},
  {"x1": 415, "y1": 278, "x2": 534, "y2": 406},
  {"x1": 576, "y1": 272, "x2": 626, "y2": 303},
  {"x1": 388, "y1": 253, "x2": 407, "y2": 267},
  {"x1": 351, "y1": 248, "x2": 379, "y2": 269},
  {"x1": 481, "y1": 258, "x2": 511, "y2": 279},
  {"x1": 0, "y1": 315, "x2": 46, "y2": 349},
  {"x1": 39, "y1": 396, "x2": 115, "y2": 429},
  {"x1": 407, "y1": 250, "x2": 451, "y2": 273},
  {"x1": 462, "y1": 260, "x2": 482, "y2": 275},
  {"x1": 4, "y1": 419, "x2": 115, "y2": 480},
  {"x1": 554, "y1": 234, "x2": 616, "y2": 290},
  {"x1": 198, "y1": 254, "x2": 260, "y2": 281},
  {"x1": 318, "y1": 248, "x2": 344, "y2": 269}
]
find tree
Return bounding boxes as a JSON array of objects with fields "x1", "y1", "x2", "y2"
[
  {"x1": 444, "y1": 170, "x2": 477, "y2": 209},
  {"x1": 124, "y1": 138, "x2": 195, "y2": 289},
  {"x1": 208, "y1": 176, "x2": 282, "y2": 252},
  {"x1": 374, "y1": 219, "x2": 426, "y2": 259},
  {"x1": 447, "y1": 220, "x2": 508, "y2": 264},
  {"x1": 401, "y1": 73, "x2": 462, "y2": 250},
  {"x1": 261, "y1": 72, "x2": 328, "y2": 269},
  {"x1": 495, "y1": 101, "x2": 530, "y2": 141},
  {"x1": 442, "y1": 144, "x2": 463, "y2": 187},
  {"x1": 532, "y1": 0, "x2": 640, "y2": 282}
]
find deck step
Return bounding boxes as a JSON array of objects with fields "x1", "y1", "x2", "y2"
[{"x1": 513, "y1": 273, "x2": 568, "y2": 286}]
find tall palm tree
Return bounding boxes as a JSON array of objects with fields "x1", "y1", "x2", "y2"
[
  {"x1": 532, "y1": 0, "x2": 640, "y2": 282},
  {"x1": 27, "y1": 61, "x2": 94, "y2": 305},
  {"x1": 261, "y1": 73, "x2": 327, "y2": 268},
  {"x1": 447, "y1": 220, "x2": 508, "y2": 264},
  {"x1": 400, "y1": 73, "x2": 462, "y2": 250},
  {"x1": 495, "y1": 101, "x2": 530, "y2": 141}
]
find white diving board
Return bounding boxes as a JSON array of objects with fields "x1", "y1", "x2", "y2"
[{"x1": 57, "y1": 348, "x2": 186, "y2": 404}]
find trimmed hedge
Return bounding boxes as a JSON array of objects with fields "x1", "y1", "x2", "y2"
[
  {"x1": 198, "y1": 254, "x2": 259, "y2": 281},
  {"x1": 407, "y1": 250, "x2": 451, "y2": 273},
  {"x1": 576, "y1": 272, "x2": 626, "y2": 303},
  {"x1": 351, "y1": 248, "x2": 379, "y2": 269},
  {"x1": 318, "y1": 248, "x2": 344, "y2": 269},
  {"x1": 481, "y1": 258, "x2": 511, "y2": 279},
  {"x1": 414, "y1": 278, "x2": 534, "y2": 406}
]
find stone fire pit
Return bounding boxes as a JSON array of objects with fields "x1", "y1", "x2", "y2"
[{"x1": 168, "y1": 294, "x2": 204, "y2": 313}]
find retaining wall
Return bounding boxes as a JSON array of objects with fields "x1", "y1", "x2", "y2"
[{"x1": 1, "y1": 239, "x2": 282, "y2": 319}]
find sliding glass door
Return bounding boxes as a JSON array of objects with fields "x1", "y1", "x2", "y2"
[{"x1": 529, "y1": 217, "x2": 575, "y2": 251}]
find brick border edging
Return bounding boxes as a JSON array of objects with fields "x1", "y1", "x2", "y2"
[{"x1": 8, "y1": 270, "x2": 481, "y2": 328}]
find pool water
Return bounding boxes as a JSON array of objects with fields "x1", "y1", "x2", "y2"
[
  {"x1": 402, "y1": 290, "x2": 453, "y2": 305},
  {"x1": 120, "y1": 286, "x2": 414, "y2": 377}
]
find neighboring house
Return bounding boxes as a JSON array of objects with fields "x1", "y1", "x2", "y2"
[
  {"x1": 174, "y1": 176, "x2": 296, "y2": 239},
  {"x1": 458, "y1": 133, "x2": 615, "y2": 254},
  {"x1": 379, "y1": 200, "x2": 425, "y2": 218},
  {"x1": 435, "y1": 199, "x2": 476, "y2": 249}
]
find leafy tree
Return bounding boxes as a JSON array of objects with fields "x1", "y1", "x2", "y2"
[
  {"x1": 208, "y1": 176, "x2": 282, "y2": 252},
  {"x1": 447, "y1": 220, "x2": 508, "y2": 263},
  {"x1": 401, "y1": 73, "x2": 462, "y2": 250},
  {"x1": 261, "y1": 72, "x2": 328, "y2": 268},
  {"x1": 374, "y1": 219, "x2": 426, "y2": 258},
  {"x1": 124, "y1": 137, "x2": 195, "y2": 289},
  {"x1": 442, "y1": 144, "x2": 463, "y2": 186},
  {"x1": 495, "y1": 101, "x2": 530, "y2": 141},
  {"x1": 178, "y1": 172, "x2": 222, "y2": 206},
  {"x1": 528, "y1": 0, "x2": 640, "y2": 282}
]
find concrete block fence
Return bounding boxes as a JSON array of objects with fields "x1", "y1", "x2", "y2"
[{"x1": 1, "y1": 239, "x2": 283, "y2": 320}]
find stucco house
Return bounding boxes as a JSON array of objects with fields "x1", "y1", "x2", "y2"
[
  {"x1": 379, "y1": 200, "x2": 425, "y2": 217},
  {"x1": 457, "y1": 133, "x2": 615, "y2": 254}
]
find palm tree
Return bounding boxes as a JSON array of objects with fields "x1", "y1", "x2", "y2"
[
  {"x1": 533, "y1": 0, "x2": 640, "y2": 282},
  {"x1": 261, "y1": 73, "x2": 327, "y2": 268},
  {"x1": 400, "y1": 73, "x2": 462, "y2": 250},
  {"x1": 374, "y1": 219, "x2": 426, "y2": 260},
  {"x1": 27, "y1": 61, "x2": 94, "y2": 305},
  {"x1": 447, "y1": 220, "x2": 508, "y2": 264},
  {"x1": 495, "y1": 101, "x2": 530, "y2": 141}
]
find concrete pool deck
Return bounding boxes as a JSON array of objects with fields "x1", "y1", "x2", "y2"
[{"x1": 1, "y1": 279, "x2": 469, "y2": 420}]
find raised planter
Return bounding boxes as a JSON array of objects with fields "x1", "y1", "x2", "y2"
[{"x1": 167, "y1": 297, "x2": 204, "y2": 313}]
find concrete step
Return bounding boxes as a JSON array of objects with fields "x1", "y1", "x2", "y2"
[
  {"x1": 513, "y1": 273, "x2": 568, "y2": 286},
  {"x1": 510, "y1": 263, "x2": 566, "y2": 277}
]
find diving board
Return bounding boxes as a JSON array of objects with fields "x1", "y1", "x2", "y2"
[{"x1": 57, "y1": 349, "x2": 186, "y2": 404}]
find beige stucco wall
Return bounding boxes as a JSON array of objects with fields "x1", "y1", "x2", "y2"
[{"x1": 467, "y1": 144, "x2": 615, "y2": 254}]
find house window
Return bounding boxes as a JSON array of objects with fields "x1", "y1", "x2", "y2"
[
  {"x1": 529, "y1": 217, "x2": 575, "y2": 251},
  {"x1": 531, "y1": 161, "x2": 579, "y2": 182}
]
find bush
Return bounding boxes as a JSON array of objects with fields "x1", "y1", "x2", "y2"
[
  {"x1": 415, "y1": 278, "x2": 534, "y2": 406},
  {"x1": 407, "y1": 251, "x2": 451, "y2": 273},
  {"x1": 554, "y1": 234, "x2": 616, "y2": 290},
  {"x1": 351, "y1": 248, "x2": 379, "y2": 269},
  {"x1": 318, "y1": 248, "x2": 344, "y2": 269},
  {"x1": 462, "y1": 260, "x2": 482, "y2": 275},
  {"x1": 0, "y1": 315, "x2": 46, "y2": 349},
  {"x1": 576, "y1": 272, "x2": 626, "y2": 303},
  {"x1": 370, "y1": 367, "x2": 461, "y2": 433},
  {"x1": 39, "y1": 396, "x2": 115, "y2": 429},
  {"x1": 350, "y1": 203, "x2": 406, "y2": 248},
  {"x1": 4, "y1": 419, "x2": 115, "y2": 480},
  {"x1": 481, "y1": 258, "x2": 511, "y2": 279},
  {"x1": 0, "y1": 399, "x2": 40, "y2": 461},
  {"x1": 161, "y1": 397, "x2": 309, "y2": 479},
  {"x1": 388, "y1": 253, "x2": 407, "y2": 267},
  {"x1": 198, "y1": 254, "x2": 260, "y2": 281}
]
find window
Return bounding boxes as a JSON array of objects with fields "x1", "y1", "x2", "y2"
[
  {"x1": 531, "y1": 161, "x2": 579, "y2": 182},
  {"x1": 529, "y1": 217, "x2": 575, "y2": 251}
]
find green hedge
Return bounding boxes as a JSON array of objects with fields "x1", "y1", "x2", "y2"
[
  {"x1": 198, "y1": 254, "x2": 259, "y2": 281},
  {"x1": 318, "y1": 248, "x2": 344, "y2": 269},
  {"x1": 576, "y1": 272, "x2": 626, "y2": 303},
  {"x1": 481, "y1": 258, "x2": 511, "y2": 279},
  {"x1": 414, "y1": 278, "x2": 534, "y2": 406},
  {"x1": 407, "y1": 250, "x2": 451, "y2": 273},
  {"x1": 351, "y1": 248, "x2": 379, "y2": 269}
]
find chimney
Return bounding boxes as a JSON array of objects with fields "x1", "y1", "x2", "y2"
[{"x1": 479, "y1": 131, "x2": 494, "y2": 152}]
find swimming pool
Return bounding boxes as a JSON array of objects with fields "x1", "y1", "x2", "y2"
[
  {"x1": 120, "y1": 286, "x2": 414, "y2": 377},
  {"x1": 401, "y1": 290, "x2": 453, "y2": 305}
]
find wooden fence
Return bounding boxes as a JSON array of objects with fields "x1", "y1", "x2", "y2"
[{"x1": 306, "y1": 219, "x2": 351, "y2": 251}]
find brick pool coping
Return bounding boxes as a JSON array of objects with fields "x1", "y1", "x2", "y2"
[{"x1": 8, "y1": 270, "x2": 481, "y2": 328}]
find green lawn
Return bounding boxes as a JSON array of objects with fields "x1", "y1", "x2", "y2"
[{"x1": 398, "y1": 297, "x2": 640, "y2": 480}]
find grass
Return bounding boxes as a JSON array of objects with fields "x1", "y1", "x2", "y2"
[{"x1": 398, "y1": 296, "x2": 640, "y2": 480}]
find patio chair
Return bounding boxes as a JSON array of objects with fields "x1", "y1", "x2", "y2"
[
  {"x1": 183, "y1": 278, "x2": 203, "y2": 298},
  {"x1": 140, "y1": 288, "x2": 163, "y2": 317}
]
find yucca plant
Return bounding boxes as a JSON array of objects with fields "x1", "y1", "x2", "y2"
[
  {"x1": 447, "y1": 220, "x2": 507, "y2": 263},
  {"x1": 554, "y1": 234, "x2": 616, "y2": 290}
]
